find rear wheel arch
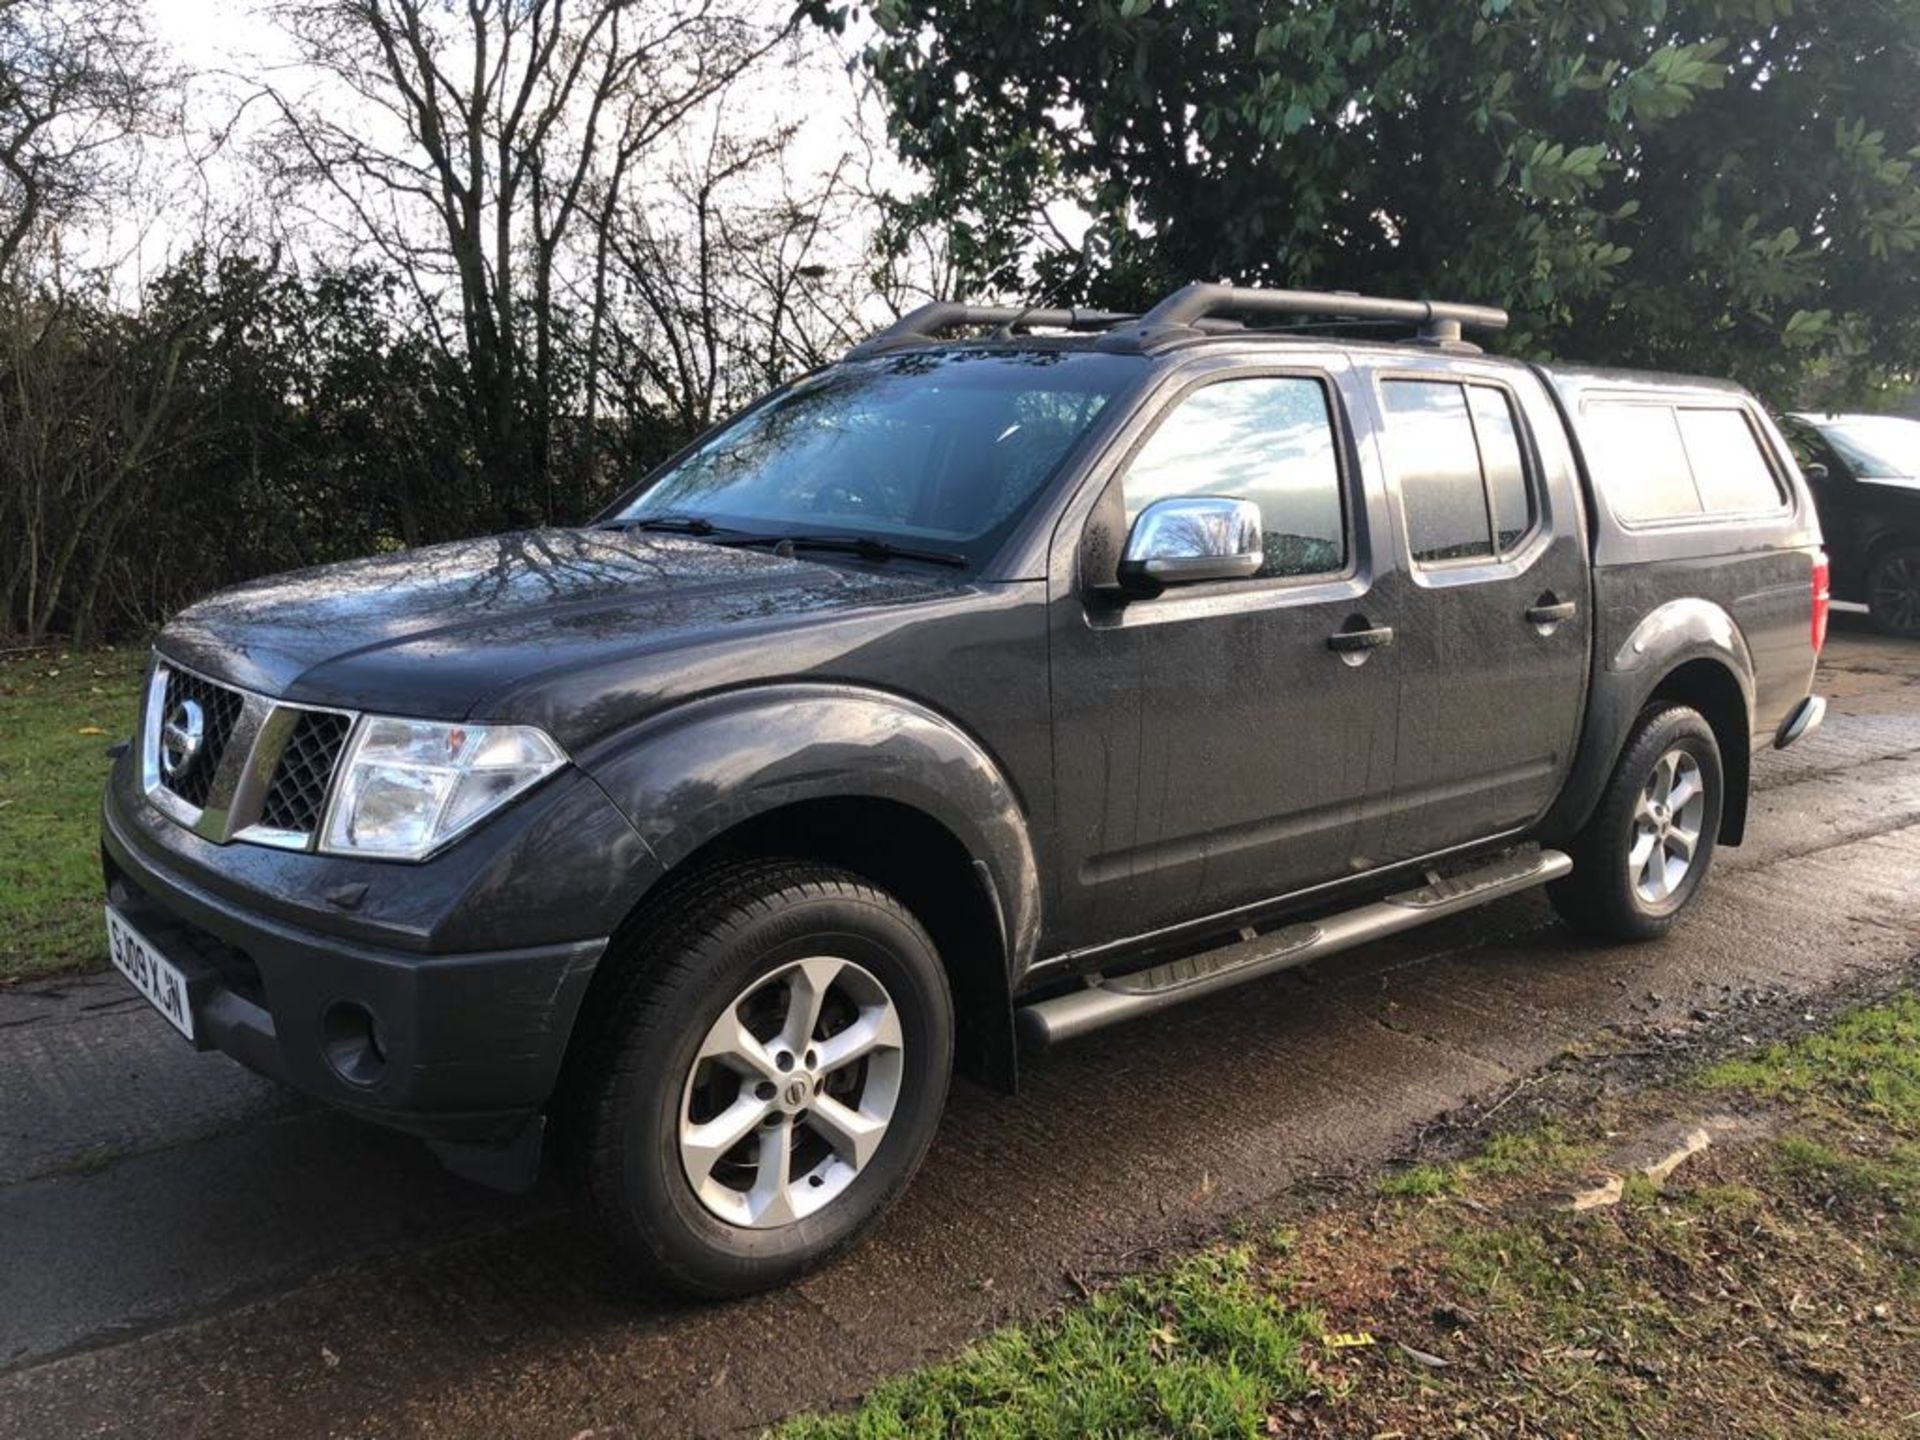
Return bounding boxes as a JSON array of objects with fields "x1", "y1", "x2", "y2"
[
  {"x1": 1550, "y1": 702, "x2": 1725, "y2": 941},
  {"x1": 1602, "y1": 601, "x2": 1753, "y2": 847},
  {"x1": 1547, "y1": 601, "x2": 1756, "y2": 849},
  {"x1": 1644, "y1": 658, "x2": 1751, "y2": 845}
]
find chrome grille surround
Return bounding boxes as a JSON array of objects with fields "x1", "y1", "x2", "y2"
[{"x1": 141, "y1": 655, "x2": 359, "y2": 851}]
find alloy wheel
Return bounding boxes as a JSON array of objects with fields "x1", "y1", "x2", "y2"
[
  {"x1": 678, "y1": 955, "x2": 904, "y2": 1228},
  {"x1": 1872, "y1": 551, "x2": 1920, "y2": 635},
  {"x1": 1627, "y1": 747, "x2": 1707, "y2": 905}
]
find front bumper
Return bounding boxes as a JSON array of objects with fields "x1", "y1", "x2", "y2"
[{"x1": 99, "y1": 754, "x2": 655, "y2": 1183}]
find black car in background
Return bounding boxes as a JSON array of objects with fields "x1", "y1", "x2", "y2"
[{"x1": 1783, "y1": 413, "x2": 1920, "y2": 636}]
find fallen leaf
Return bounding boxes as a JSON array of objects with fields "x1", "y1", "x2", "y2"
[{"x1": 1397, "y1": 1341, "x2": 1451, "y2": 1369}]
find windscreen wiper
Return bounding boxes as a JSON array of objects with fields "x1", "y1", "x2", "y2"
[
  {"x1": 608, "y1": 515, "x2": 966, "y2": 567},
  {"x1": 719, "y1": 533, "x2": 969, "y2": 568},
  {"x1": 605, "y1": 513, "x2": 720, "y2": 536}
]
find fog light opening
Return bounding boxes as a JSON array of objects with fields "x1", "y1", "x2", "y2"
[{"x1": 322, "y1": 1000, "x2": 388, "y2": 1087}]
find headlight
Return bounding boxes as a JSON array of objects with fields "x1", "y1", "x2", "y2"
[{"x1": 320, "y1": 717, "x2": 567, "y2": 860}]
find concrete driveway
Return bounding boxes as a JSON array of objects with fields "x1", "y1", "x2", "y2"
[{"x1": 3, "y1": 616, "x2": 1919, "y2": 1438}]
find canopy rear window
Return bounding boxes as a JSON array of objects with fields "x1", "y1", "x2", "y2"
[{"x1": 1583, "y1": 400, "x2": 1785, "y2": 524}]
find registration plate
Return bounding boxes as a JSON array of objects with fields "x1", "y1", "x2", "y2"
[{"x1": 105, "y1": 907, "x2": 195, "y2": 1041}]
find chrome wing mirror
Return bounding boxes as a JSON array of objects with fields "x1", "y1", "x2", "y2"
[{"x1": 1118, "y1": 496, "x2": 1265, "y2": 592}]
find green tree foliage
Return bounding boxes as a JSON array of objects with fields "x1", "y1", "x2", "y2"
[{"x1": 835, "y1": 0, "x2": 1920, "y2": 397}]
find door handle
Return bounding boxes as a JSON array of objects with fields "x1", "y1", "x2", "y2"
[
  {"x1": 1327, "y1": 625, "x2": 1395, "y2": 653},
  {"x1": 1526, "y1": 600, "x2": 1576, "y2": 625}
]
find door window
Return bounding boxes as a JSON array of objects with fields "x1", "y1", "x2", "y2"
[
  {"x1": 1470, "y1": 387, "x2": 1534, "y2": 549},
  {"x1": 1120, "y1": 376, "x2": 1346, "y2": 579},
  {"x1": 1380, "y1": 379, "x2": 1537, "y2": 563}
]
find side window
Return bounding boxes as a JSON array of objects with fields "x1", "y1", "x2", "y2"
[
  {"x1": 1381, "y1": 382, "x2": 1490, "y2": 561},
  {"x1": 1583, "y1": 402, "x2": 1702, "y2": 521},
  {"x1": 1380, "y1": 379, "x2": 1538, "y2": 564},
  {"x1": 1585, "y1": 401, "x2": 1786, "y2": 523},
  {"x1": 1675, "y1": 408, "x2": 1785, "y2": 514},
  {"x1": 1120, "y1": 376, "x2": 1345, "y2": 579},
  {"x1": 1468, "y1": 387, "x2": 1533, "y2": 550}
]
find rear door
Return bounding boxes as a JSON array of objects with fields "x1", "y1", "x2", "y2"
[
  {"x1": 1361, "y1": 363, "x2": 1591, "y2": 865},
  {"x1": 1044, "y1": 354, "x2": 1401, "y2": 952}
]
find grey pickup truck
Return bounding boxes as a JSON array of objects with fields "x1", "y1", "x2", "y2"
[{"x1": 101, "y1": 283, "x2": 1828, "y2": 1295}]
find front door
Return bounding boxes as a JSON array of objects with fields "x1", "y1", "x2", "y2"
[
  {"x1": 1362, "y1": 367, "x2": 1591, "y2": 865},
  {"x1": 1046, "y1": 359, "x2": 1400, "y2": 954}
]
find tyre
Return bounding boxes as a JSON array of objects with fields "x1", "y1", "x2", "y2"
[
  {"x1": 1549, "y1": 705, "x2": 1724, "y2": 943},
  {"x1": 571, "y1": 859, "x2": 953, "y2": 1297},
  {"x1": 1868, "y1": 544, "x2": 1920, "y2": 638}
]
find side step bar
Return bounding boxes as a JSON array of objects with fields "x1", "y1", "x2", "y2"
[{"x1": 1016, "y1": 848, "x2": 1572, "y2": 1049}]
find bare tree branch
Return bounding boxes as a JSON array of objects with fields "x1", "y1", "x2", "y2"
[{"x1": 0, "y1": 0, "x2": 173, "y2": 282}]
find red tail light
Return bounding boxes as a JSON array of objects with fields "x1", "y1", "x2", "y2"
[{"x1": 1812, "y1": 553, "x2": 1830, "y2": 655}]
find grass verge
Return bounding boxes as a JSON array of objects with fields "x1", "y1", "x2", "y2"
[
  {"x1": 0, "y1": 648, "x2": 147, "y2": 983},
  {"x1": 778, "y1": 1249, "x2": 1324, "y2": 1439},
  {"x1": 775, "y1": 995, "x2": 1920, "y2": 1438}
]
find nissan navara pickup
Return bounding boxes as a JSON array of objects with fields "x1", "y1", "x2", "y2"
[{"x1": 102, "y1": 283, "x2": 1829, "y2": 1296}]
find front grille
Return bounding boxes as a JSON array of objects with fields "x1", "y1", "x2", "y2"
[
  {"x1": 260, "y1": 710, "x2": 353, "y2": 835},
  {"x1": 144, "y1": 656, "x2": 361, "y2": 850},
  {"x1": 158, "y1": 668, "x2": 245, "y2": 808}
]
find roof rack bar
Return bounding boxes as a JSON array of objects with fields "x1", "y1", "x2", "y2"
[
  {"x1": 844, "y1": 284, "x2": 1510, "y2": 360},
  {"x1": 847, "y1": 302, "x2": 1138, "y2": 358},
  {"x1": 1137, "y1": 282, "x2": 1508, "y2": 337}
]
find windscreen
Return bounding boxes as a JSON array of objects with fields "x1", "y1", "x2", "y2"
[
  {"x1": 612, "y1": 349, "x2": 1143, "y2": 566},
  {"x1": 1818, "y1": 417, "x2": 1920, "y2": 479}
]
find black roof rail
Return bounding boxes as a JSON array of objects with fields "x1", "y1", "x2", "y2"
[
  {"x1": 842, "y1": 284, "x2": 1511, "y2": 360},
  {"x1": 845, "y1": 302, "x2": 1138, "y2": 359},
  {"x1": 1097, "y1": 282, "x2": 1508, "y2": 352}
]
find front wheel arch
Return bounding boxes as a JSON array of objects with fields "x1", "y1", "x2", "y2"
[
  {"x1": 582, "y1": 684, "x2": 1043, "y2": 981},
  {"x1": 564, "y1": 796, "x2": 1019, "y2": 1098},
  {"x1": 566, "y1": 858, "x2": 956, "y2": 1295}
]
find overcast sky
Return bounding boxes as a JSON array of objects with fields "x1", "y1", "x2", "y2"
[{"x1": 104, "y1": 2, "x2": 894, "y2": 297}]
